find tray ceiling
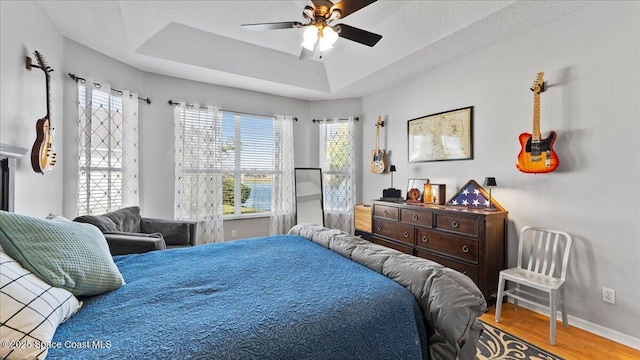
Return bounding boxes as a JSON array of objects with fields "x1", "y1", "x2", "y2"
[{"x1": 40, "y1": 1, "x2": 592, "y2": 100}]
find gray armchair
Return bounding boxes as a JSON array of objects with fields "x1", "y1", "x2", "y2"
[{"x1": 73, "y1": 206, "x2": 197, "y2": 255}]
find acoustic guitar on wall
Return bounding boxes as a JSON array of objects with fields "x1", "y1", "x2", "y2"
[
  {"x1": 370, "y1": 116, "x2": 386, "y2": 174},
  {"x1": 27, "y1": 50, "x2": 56, "y2": 174},
  {"x1": 516, "y1": 71, "x2": 559, "y2": 174}
]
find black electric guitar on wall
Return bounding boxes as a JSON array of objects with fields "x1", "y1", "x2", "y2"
[{"x1": 26, "y1": 50, "x2": 56, "y2": 174}]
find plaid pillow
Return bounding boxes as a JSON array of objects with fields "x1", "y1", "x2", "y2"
[
  {"x1": 0, "y1": 211, "x2": 125, "y2": 296},
  {"x1": 0, "y1": 252, "x2": 81, "y2": 359}
]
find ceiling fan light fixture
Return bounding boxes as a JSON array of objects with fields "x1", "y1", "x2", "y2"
[
  {"x1": 301, "y1": 26, "x2": 319, "y2": 50},
  {"x1": 328, "y1": 8, "x2": 342, "y2": 21},
  {"x1": 318, "y1": 26, "x2": 339, "y2": 51}
]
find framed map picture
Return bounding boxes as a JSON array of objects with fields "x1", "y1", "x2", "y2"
[{"x1": 408, "y1": 106, "x2": 473, "y2": 162}]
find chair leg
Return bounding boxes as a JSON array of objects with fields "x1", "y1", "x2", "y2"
[
  {"x1": 513, "y1": 284, "x2": 520, "y2": 310},
  {"x1": 560, "y1": 287, "x2": 569, "y2": 329},
  {"x1": 549, "y1": 290, "x2": 557, "y2": 345},
  {"x1": 495, "y1": 275, "x2": 505, "y2": 323}
]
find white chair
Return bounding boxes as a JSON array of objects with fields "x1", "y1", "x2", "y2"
[{"x1": 495, "y1": 226, "x2": 572, "y2": 345}]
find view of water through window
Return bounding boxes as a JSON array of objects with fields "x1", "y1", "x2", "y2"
[
  {"x1": 242, "y1": 180, "x2": 272, "y2": 212},
  {"x1": 221, "y1": 113, "x2": 276, "y2": 216}
]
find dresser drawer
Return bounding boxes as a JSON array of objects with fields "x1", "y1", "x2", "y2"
[
  {"x1": 372, "y1": 236, "x2": 413, "y2": 254},
  {"x1": 401, "y1": 208, "x2": 433, "y2": 227},
  {"x1": 374, "y1": 204, "x2": 399, "y2": 221},
  {"x1": 415, "y1": 249, "x2": 479, "y2": 284},
  {"x1": 434, "y1": 213, "x2": 478, "y2": 237},
  {"x1": 416, "y1": 228, "x2": 478, "y2": 263},
  {"x1": 373, "y1": 219, "x2": 414, "y2": 245}
]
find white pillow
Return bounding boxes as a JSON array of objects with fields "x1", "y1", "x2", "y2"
[{"x1": 0, "y1": 252, "x2": 82, "y2": 359}]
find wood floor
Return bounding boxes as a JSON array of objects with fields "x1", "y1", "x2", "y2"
[{"x1": 479, "y1": 305, "x2": 640, "y2": 359}]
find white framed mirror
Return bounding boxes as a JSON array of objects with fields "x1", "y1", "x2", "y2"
[{"x1": 294, "y1": 168, "x2": 325, "y2": 226}]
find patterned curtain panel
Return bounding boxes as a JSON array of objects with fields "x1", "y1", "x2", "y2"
[
  {"x1": 319, "y1": 117, "x2": 357, "y2": 233},
  {"x1": 77, "y1": 79, "x2": 139, "y2": 216},
  {"x1": 174, "y1": 103, "x2": 224, "y2": 244},
  {"x1": 120, "y1": 90, "x2": 139, "y2": 208},
  {"x1": 268, "y1": 115, "x2": 296, "y2": 235}
]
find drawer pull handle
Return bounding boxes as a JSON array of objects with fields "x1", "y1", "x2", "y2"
[
  {"x1": 450, "y1": 220, "x2": 460, "y2": 228},
  {"x1": 412, "y1": 214, "x2": 419, "y2": 221},
  {"x1": 462, "y1": 245, "x2": 470, "y2": 253},
  {"x1": 377, "y1": 225, "x2": 382, "y2": 231},
  {"x1": 421, "y1": 236, "x2": 428, "y2": 243},
  {"x1": 403, "y1": 232, "x2": 410, "y2": 238},
  {"x1": 383, "y1": 209, "x2": 389, "y2": 215}
]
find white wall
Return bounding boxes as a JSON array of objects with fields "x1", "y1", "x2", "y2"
[
  {"x1": 361, "y1": 2, "x2": 640, "y2": 345},
  {"x1": 0, "y1": 1, "x2": 65, "y2": 217}
]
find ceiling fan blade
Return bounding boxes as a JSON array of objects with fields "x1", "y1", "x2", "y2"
[
  {"x1": 336, "y1": 24, "x2": 382, "y2": 47},
  {"x1": 332, "y1": 0, "x2": 377, "y2": 19},
  {"x1": 242, "y1": 21, "x2": 302, "y2": 31}
]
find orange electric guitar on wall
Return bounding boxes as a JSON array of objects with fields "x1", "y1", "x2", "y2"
[
  {"x1": 27, "y1": 50, "x2": 56, "y2": 174},
  {"x1": 516, "y1": 72, "x2": 559, "y2": 174}
]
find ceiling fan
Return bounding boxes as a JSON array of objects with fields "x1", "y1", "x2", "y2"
[{"x1": 242, "y1": 0, "x2": 382, "y2": 60}]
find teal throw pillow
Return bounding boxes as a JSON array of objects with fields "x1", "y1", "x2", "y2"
[{"x1": 0, "y1": 211, "x2": 125, "y2": 296}]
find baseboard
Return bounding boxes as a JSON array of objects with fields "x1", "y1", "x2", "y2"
[{"x1": 513, "y1": 301, "x2": 640, "y2": 350}]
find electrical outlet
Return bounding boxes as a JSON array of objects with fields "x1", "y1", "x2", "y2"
[
  {"x1": 231, "y1": 230, "x2": 237, "y2": 238},
  {"x1": 602, "y1": 287, "x2": 616, "y2": 304}
]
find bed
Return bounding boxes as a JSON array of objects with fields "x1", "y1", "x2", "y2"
[{"x1": 0, "y1": 212, "x2": 486, "y2": 360}]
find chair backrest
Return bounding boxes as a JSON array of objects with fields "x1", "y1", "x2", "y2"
[{"x1": 517, "y1": 226, "x2": 573, "y2": 280}]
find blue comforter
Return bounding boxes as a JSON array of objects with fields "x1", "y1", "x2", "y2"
[{"x1": 49, "y1": 235, "x2": 428, "y2": 359}]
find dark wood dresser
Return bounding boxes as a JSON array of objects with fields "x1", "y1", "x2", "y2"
[{"x1": 371, "y1": 200, "x2": 507, "y2": 304}]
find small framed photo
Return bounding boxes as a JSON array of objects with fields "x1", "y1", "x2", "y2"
[
  {"x1": 407, "y1": 178, "x2": 429, "y2": 202},
  {"x1": 424, "y1": 184, "x2": 446, "y2": 205}
]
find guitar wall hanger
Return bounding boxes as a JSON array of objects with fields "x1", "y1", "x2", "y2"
[
  {"x1": 26, "y1": 50, "x2": 57, "y2": 174},
  {"x1": 531, "y1": 80, "x2": 546, "y2": 93},
  {"x1": 26, "y1": 54, "x2": 53, "y2": 74}
]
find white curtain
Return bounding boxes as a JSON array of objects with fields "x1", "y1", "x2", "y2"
[
  {"x1": 269, "y1": 115, "x2": 296, "y2": 235},
  {"x1": 120, "y1": 90, "x2": 139, "y2": 208},
  {"x1": 77, "y1": 79, "x2": 139, "y2": 215},
  {"x1": 319, "y1": 117, "x2": 357, "y2": 233},
  {"x1": 174, "y1": 103, "x2": 224, "y2": 244}
]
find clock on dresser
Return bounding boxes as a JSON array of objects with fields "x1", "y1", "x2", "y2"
[{"x1": 370, "y1": 200, "x2": 507, "y2": 304}]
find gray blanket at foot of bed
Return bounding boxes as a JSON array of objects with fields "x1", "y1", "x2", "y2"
[{"x1": 289, "y1": 224, "x2": 488, "y2": 360}]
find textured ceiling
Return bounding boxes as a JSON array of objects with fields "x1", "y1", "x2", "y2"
[{"x1": 39, "y1": 0, "x2": 593, "y2": 100}]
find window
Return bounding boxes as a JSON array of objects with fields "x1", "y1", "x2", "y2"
[
  {"x1": 221, "y1": 113, "x2": 277, "y2": 217},
  {"x1": 319, "y1": 118, "x2": 356, "y2": 232},
  {"x1": 175, "y1": 107, "x2": 292, "y2": 241},
  {"x1": 77, "y1": 84, "x2": 138, "y2": 216},
  {"x1": 176, "y1": 108, "x2": 279, "y2": 219}
]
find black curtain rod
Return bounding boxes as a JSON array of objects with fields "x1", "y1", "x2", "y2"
[
  {"x1": 312, "y1": 117, "x2": 359, "y2": 123},
  {"x1": 68, "y1": 73, "x2": 151, "y2": 104},
  {"x1": 168, "y1": 99, "x2": 297, "y2": 121}
]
